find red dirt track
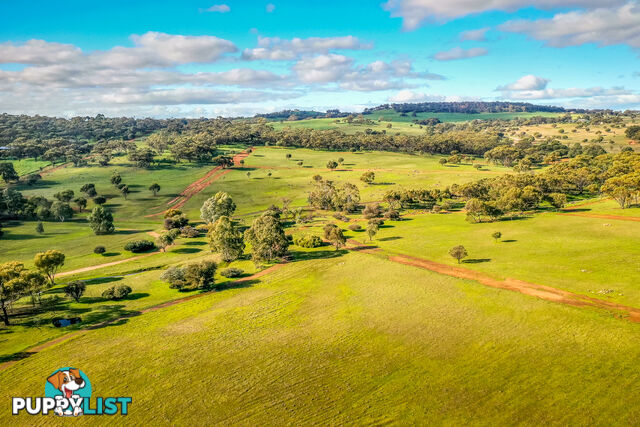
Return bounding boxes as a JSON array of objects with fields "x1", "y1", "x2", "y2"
[{"x1": 145, "y1": 148, "x2": 253, "y2": 217}]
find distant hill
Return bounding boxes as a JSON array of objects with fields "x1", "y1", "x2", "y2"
[
  {"x1": 363, "y1": 102, "x2": 566, "y2": 115},
  {"x1": 255, "y1": 109, "x2": 348, "y2": 121}
]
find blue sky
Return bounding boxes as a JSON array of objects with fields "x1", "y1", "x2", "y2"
[{"x1": 0, "y1": 0, "x2": 638, "y2": 117}]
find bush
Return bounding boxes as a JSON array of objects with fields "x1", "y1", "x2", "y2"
[
  {"x1": 164, "y1": 214, "x2": 189, "y2": 230},
  {"x1": 93, "y1": 246, "x2": 106, "y2": 255},
  {"x1": 124, "y1": 239, "x2": 155, "y2": 253},
  {"x1": 293, "y1": 234, "x2": 323, "y2": 248},
  {"x1": 180, "y1": 226, "x2": 200, "y2": 238},
  {"x1": 64, "y1": 281, "x2": 86, "y2": 302},
  {"x1": 102, "y1": 284, "x2": 132, "y2": 300},
  {"x1": 384, "y1": 209, "x2": 400, "y2": 220},
  {"x1": 347, "y1": 223, "x2": 362, "y2": 231},
  {"x1": 160, "y1": 260, "x2": 217, "y2": 290},
  {"x1": 220, "y1": 267, "x2": 244, "y2": 278}
]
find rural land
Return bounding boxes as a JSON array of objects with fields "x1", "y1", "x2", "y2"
[{"x1": 1, "y1": 102, "x2": 640, "y2": 423}]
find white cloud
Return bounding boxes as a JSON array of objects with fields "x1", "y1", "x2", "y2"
[
  {"x1": 500, "y1": 3, "x2": 640, "y2": 49},
  {"x1": 95, "y1": 32, "x2": 237, "y2": 68},
  {"x1": 497, "y1": 75, "x2": 550, "y2": 91},
  {"x1": 0, "y1": 39, "x2": 81, "y2": 65},
  {"x1": 388, "y1": 90, "x2": 445, "y2": 102},
  {"x1": 383, "y1": 0, "x2": 628, "y2": 29},
  {"x1": 266, "y1": 3, "x2": 276, "y2": 13},
  {"x1": 432, "y1": 47, "x2": 488, "y2": 61},
  {"x1": 100, "y1": 88, "x2": 298, "y2": 105},
  {"x1": 497, "y1": 76, "x2": 635, "y2": 101},
  {"x1": 242, "y1": 35, "x2": 372, "y2": 60},
  {"x1": 459, "y1": 28, "x2": 489, "y2": 42},
  {"x1": 204, "y1": 4, "x2": 230, "y2": 13},
  {"x1": 293, "y1": 54, "x2": 353, "y2": 83}
]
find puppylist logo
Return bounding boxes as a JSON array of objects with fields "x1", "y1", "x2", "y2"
[{"x1": 12, "y1": 367, "x2": 131, "y2": 416}]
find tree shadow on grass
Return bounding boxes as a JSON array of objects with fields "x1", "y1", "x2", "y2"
[
  {"x1": 462, "y1": 258, "x2": 491, "y2": 264},
  {"x1": 101, "y1": 252, "x2": 121, "y2": 257},
  {"x1": 1, "y1": 233, "x2": 47, "y2": 240},
  {"x1": 83, "y1": 276, "x2": 123, "y2": 285},
  {"x1": 502, "y1": 239, "x2": 517, "y2": 243},
  {"x1": 183, "y1": 241, "x2": 207, "y2": 246},
  {"x1": 215, "y1": 280, "x2": 256, "y2": 291},
  {"x1": 377, "y1": 236, "x2": 402, "y2": 242},
  {"x1": 115, "y1": 229, "x2": 151, "y2": 235},
  {"x1": 170, "y1": 247, "x2": 202, "y2": 254},
  {"x1": 83, "y1": 304, "x2": 141, "y2": 329},
  {"x1": 290, "y1": 249, "x2": 347, "y2": 261},
  {"x1": 561, "y1": 208, "x2": 592, "y2": 213},
  {"x1": 0, "y1": 351, "x2": 36, "y2": 364}
]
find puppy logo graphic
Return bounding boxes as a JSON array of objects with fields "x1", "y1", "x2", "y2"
[{"x1": 45, "y1": 367, "x2": 92, "y2": 417}]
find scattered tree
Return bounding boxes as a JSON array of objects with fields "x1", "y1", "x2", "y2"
[
  {"x1": 64, "y1": 281, "x2": 86, "y2": 302},
  {"x1": 208, "y1": 216, "x2": 245, "y2": 262},
  {"x1": 0, "y1": 262, "x2": 26, "y2": 325},
  {"x1": 34, "y1": 250, "x2": 65, "y2": 286},
  {"x1": 149, "y1": 183, "x2": 161, "y2": 196},
  {"x1": 323, "y1": 223, "x2": 346, "y2": 250},
  {"x1": 492, "y1": 231, "x2": 502, "y2": 243},
  {"x1": 244, "y1": 211, "x2": 289, "y2": 263},
  {"x1": 35, "y1": 221, "x2": 44, "y2": 234},
  {"x1": 326, "y1": 160, "x2": 338, "y2": 170},
  {"x1": 200, "y1": 191, "x2": 236, "y2": 224},
  {"x1": 88, "y1": 206, "x2": 115, "y2": 235},
  {"x1": 449, "y1": 245, "x2": 468, "y2": 264},
  {"x1": 360, "y1": 171, "x2": 375, "y2": 184}
]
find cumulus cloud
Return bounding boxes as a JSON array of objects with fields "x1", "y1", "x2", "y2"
[
  {"x1": 95, "y1": 32, "x2": 238, "y2": 68},
  {"x1": 388, "y1": 90, "x2": 445, "y2": 102},
  {"x1": 242, "y1": 35, "x2": 372, "y2": 60},
  {"x1": 500, "y1": 3, "x2": 640, "y2": 49},
  {"x1": 497, "y1": 75, "x2": 634, "y2": 101},
  {"x1": 292, "y1": 55, "x2": 441, "y2": 90},
  {"x1": 204, "y1": 4, "x2": 230, "y2": 13},
  {"x1": 266, "y1": 3, "x2": 276, "y2": 13},
  {"x1": 293, "y1": 54, "x2": 353, "y2": 83},
  {"x1": 432, "y1": 47, "x2": 488, "y2": 61},
  {"x1": 459, "y1": 28, "x2": 489, "y2": 42},
  {"x1": 383, "y1": 0, "x2": 628, "y2": 29},
  {"x1": 0, "y1": 39, "x2": 82, "y2": 65},
  {"x1": 497, "y1": 75, "x2": 550, "y2": 91},
  {"x1": 100, "y1": 88, "x2": 298, "y2": 105}
]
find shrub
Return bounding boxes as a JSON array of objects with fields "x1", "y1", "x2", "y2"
[
  {"x1": 64, "y1": 281, "x2": 86, "y2": 302},
  {"x1": 220, "y1": 268, "x2": 244, "y2": 278},
  {"x1": 160, "y1": 260, "x2": 217, "y2": 290},
  {"x1": 164, "y1": 214, "x2": 189, "y2": 230},
  {"x1": 102, "y1": 284, "x2": 132, "y2": 300},
  {"x1": 93, "y1": 246, "x2": 106, "y2": 255},
  {"x1": 384, "y1": 209, "x2": 400, "y2": 220},
  {"x1": 180, "y1": 226, "x2": 200, "y2": 238},
  {"x1": 293, "y1": 234, "x2": 323, "y2": 248},
  {"x1": 362, "y1": 203, "x2": 381, "y2": 219},
  {"x1": 164, "y1": 209, "x2": 182, "y2": 219},
  {"x1": 347, "y1": 223, "x2": 362, "y2": 231},
  {"x1": 124, "y1": 239, "x2": 155, "y2": 253}
]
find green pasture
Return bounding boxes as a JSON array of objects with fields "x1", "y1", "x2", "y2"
[
  {"x1": 362, "y1": 108, "x2": 563, "y2": 123},
  {"x1": 179, "y1": 146, "x2": 512, "y2": 218},
  {"x1": 2, "y1": 251, "x2": 640, "y2": 424},
  {"x1": 340, "y1": 209, "x2": 640, "y2": 307}
]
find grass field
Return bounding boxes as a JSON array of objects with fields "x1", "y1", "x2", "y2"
[
  {"x1": 2, "y1": 141, "x2": 640, "y2": 424},
  {"x1": 3, "y1": 251, "x2": 640, "y2": 424},
  {"x1": 362, "y1": 108, "x2": 563, "y2": 122}
]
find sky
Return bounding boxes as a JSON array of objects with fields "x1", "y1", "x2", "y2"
[{"x1": 0, "y1": 0, "x2": 639, "y2": 117}]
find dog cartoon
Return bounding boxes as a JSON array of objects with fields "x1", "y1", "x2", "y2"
[{"x1": 46, "y1": 368, "x2": 85, "y2": 416}]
